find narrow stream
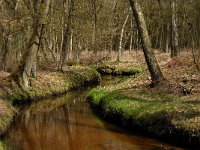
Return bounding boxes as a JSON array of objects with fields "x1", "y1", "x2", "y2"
[{"x1": 2, "y1": 76, "x2": 187, "y2": 150}]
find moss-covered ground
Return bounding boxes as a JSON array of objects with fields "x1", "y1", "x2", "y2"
[
  {"x1": 91, "y1": 61, "x2": 145, "y2": 76},
  {"x1": 0, "y1": 66, "x2": 100, "y2": 136},
  {"x1": 87, "y1": 56, "x2": 200, "y2": 148}
]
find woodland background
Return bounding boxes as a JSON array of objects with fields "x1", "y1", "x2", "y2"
[{"x1": 0, "y1": 0, "x2": 200, "y2": 72}]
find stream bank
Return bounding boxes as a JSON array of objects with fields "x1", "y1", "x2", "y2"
[
  {"x1": 87, "y1": 59, "x2": 200, "y2": 149},
  {"x1": 0, "y1": 66, "x2": 100, "y2": 136},
  {"x1": 91, "y1": 61, "x2": 144, "y2": 76},
  {"x1": 87, "y1": 75, "x2": 200, "y2": 149},
  {"x1": 1, "y1": 79, "x2": 186, "y2": 150}
]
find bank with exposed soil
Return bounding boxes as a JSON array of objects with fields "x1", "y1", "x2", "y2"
[{"x1": 0, "y1": 66, "x2": 100, "y2": 136}]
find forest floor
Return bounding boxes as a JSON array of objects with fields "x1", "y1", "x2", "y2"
[
  {"x1": 86, "y1": 50, "x2": 200, "y2": 96},
  {"x1": 87, "y1": 50, "x2": 200, "y2": 148}
]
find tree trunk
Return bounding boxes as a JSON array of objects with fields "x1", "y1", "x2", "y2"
[
  {"x1": 92, "y1": 0, "x2": 98, "y2": 58},
  {"x1": 165, "y1": 24, "x2": 170, "y2": 52},
  {"x1": 129, "y1": 18, "x2": 133, "y2": 52},
  {"x1": 59, "y1": 0, "x2": 74, "y2": 70},
  {"x1": 68, "y1": 29, "x2": 73, "y2": 60},
  {"x1": 171, "y1": 0, "x2": 178, "y2": 58},
  {"x1": 129, "y1": 0, "x2": 166, "y2": 86},
  {"x1": 59, "y1": 28, "x2": 69, "y2": 70},
  {"x1": 74, "y1": 42, "x2": 81, "y2": 63},
  {"x1": 12, "y1": 0, "x2": 52, "y2": 87},
  {"x1": 0, "y1": 0, "x2": 3, "y2": 6},
  {"x1": 117, "y1": 9, "x2": 130, "y2": 61},
  {"x1": 1, "y1": 36, "x2": 9, "y2": 71}
]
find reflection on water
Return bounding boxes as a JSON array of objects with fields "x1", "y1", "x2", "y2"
[
  {"x1": 3, "y1": 88, "x2": 186, "y2": 150},
  {"x1": 100, "y1": 75, "x2": 128, "y2": 86}
]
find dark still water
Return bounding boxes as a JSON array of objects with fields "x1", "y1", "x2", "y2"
[{"x1": 3, "y1": 87, "x2": 186, "y2": 150}]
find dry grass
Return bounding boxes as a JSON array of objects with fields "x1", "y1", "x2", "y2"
[
  {"x1": 0, "y1": 66, "x2": 100, "y2": 136},
  {"x1": 82, "y1": 50, "x2": 199, "y2": 96}
]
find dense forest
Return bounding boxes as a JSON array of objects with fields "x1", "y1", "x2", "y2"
[
  {"x1": 0, "y1": 0, "x2": 200, "y2": 72},
  {"x1": 0, "y1": 0, "x2": 200, "y2": 149}
]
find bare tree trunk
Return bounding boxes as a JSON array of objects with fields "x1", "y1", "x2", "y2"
[
  {"x1": 129, "y1": 0, "x2": 166, "y2": 86},
  {"x1": 165, "y1": 24, "x2": 169, "y2": 52},
  {"x1": 92, "y1": 0, "x2": 98, "y2": 58},
  {"x1": 171, "y1": 0, "x2": 178, "y2": 58},
  {"x1": 12, "y1": 0, "x2": 52, "y2": 87},
  {"x1": 59, "y1": 28, "x2": 69, "y2": 70},
  {"x1": 44, "y1": 36, "x2": 56, "y2": 62},
  {"x1": 129, "y1": 18, "x2": 133, "y2": 52},
  {"x1": 136, "y1": 29, "x2": 140, "y2": 52},
  {"x1": 68, "y1": 29, "x2": 73, "y2": 60},
  {"x1": 109, "y1": 0, "x2": 118, "y2": 57},
  {"x1": 75, "y1": 42, "x2": 81, "y2": 63},
  {"x1": 59, "y1": 0, "x2": 74, "y2": 70},
  {"x1": 117, "y1": 8, "x2": 130, "y2": 61},
  {"x1": 0, "y1": 0, "x2": 3, "y2": 6},
  {"x1": 1, "y1": 36, "x2": 9, "y2": 71},
  {"x1": 190, "y1": 26, "x2": 200, "y2": 71}
]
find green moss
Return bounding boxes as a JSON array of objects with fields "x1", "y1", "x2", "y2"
[
  {"x1": 93, "y1": 61, "x2": 143, "y2": 76},
  {"x1": 5, "y1": 66, "x2": 100, "y2": 104},
  {"x1": 0, "y1": 141, "x2": 6, "y2": 150},
  {"x1": 88, "y1": 89, "x2": 106, "y2": 106},
  {"x1": 0, "y1": 66, "x2": 100, "y2": 136},
  {"x1": 0, "y1": 99, "x2": 16, "y2": 135},
  {"x1": 88, "y1": 87, "x2": 200, "y2": 142}
]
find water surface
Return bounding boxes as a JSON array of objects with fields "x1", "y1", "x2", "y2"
[{"x1": 2, "y1": 78, "x2": 187, "y2": 150}]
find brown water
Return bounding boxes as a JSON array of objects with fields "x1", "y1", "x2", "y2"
[{"x1": 2, "y1": 77, "x2": 187, "y2": 150}]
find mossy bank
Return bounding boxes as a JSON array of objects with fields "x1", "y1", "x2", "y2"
[
  {"x1": 0, "y1": 66, "x2": 100, "y2": 136},
  {"x1": 91, "y1": 61, "x2": 144, "y2": 76},
  {"x1": 87, "y1": 76, "x2": 200, "y2": 149}
]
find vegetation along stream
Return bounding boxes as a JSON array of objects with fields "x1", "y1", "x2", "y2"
[{"x1": 1, "y1": 76, "x2": 187, "y2": 150}]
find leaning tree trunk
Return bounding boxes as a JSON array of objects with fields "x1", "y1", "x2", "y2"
[
  {"x1": 117, "y1": 9, "x2": 130, "y2": 61},
  {"x1": 129, "y1": 17, "x2": 133, "y2": 52},
  {"x1": 12, "y1": 0, "x2": 51, "y2": 87},
  {"x1": 129, "y1": 0, "x2": 166, "y2": 87}
]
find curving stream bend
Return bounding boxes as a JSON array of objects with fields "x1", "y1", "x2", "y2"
[{"x1": 2, "y1": 76, "x2": 186, "y2": 150}]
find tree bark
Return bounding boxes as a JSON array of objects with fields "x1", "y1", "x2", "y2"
[
  {"x1": 1, "y1": 36, "x2": 9, "y2": 71},
  {"x1": 129, "y1": 0, "x2": 166, "y2": 86},
  {"x1": 13, "y1": 0, "x2": 51, "y2": 87},
  {"x1": 129, "y1": 17, "x2": 133, "y2": 52},
  {"x1": 68, "y1": 29, "x2": 73, "y2": 60},
  {"x1": 117, "y1": 8, "x2": 130, "y2": 61},
  {"x1": 59, "y1": 0, "x2": 74, "y2": 71},
  {"x1": 171, "y1": 0, "x2": 178, "y2": 58},
  {"x1": 91, "y1": 0, "x2": 98, "y2": 59},
  {"x1": 0, "y1": 0, "x2": 3, "y2": 6}
]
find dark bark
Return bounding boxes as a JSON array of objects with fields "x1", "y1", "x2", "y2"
[
  {"x1": 59, "y1": 0, "x2": 74, "y2": 71},
  {"x1": 1, "y1": 36, "x2": 9, "y2": 71},
  {"x1": 59, "y1": 28, "x2": 69, "y2": 70},
  {"x1": 129, "y1": 0, "x2": 166, "y2": 86}
]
